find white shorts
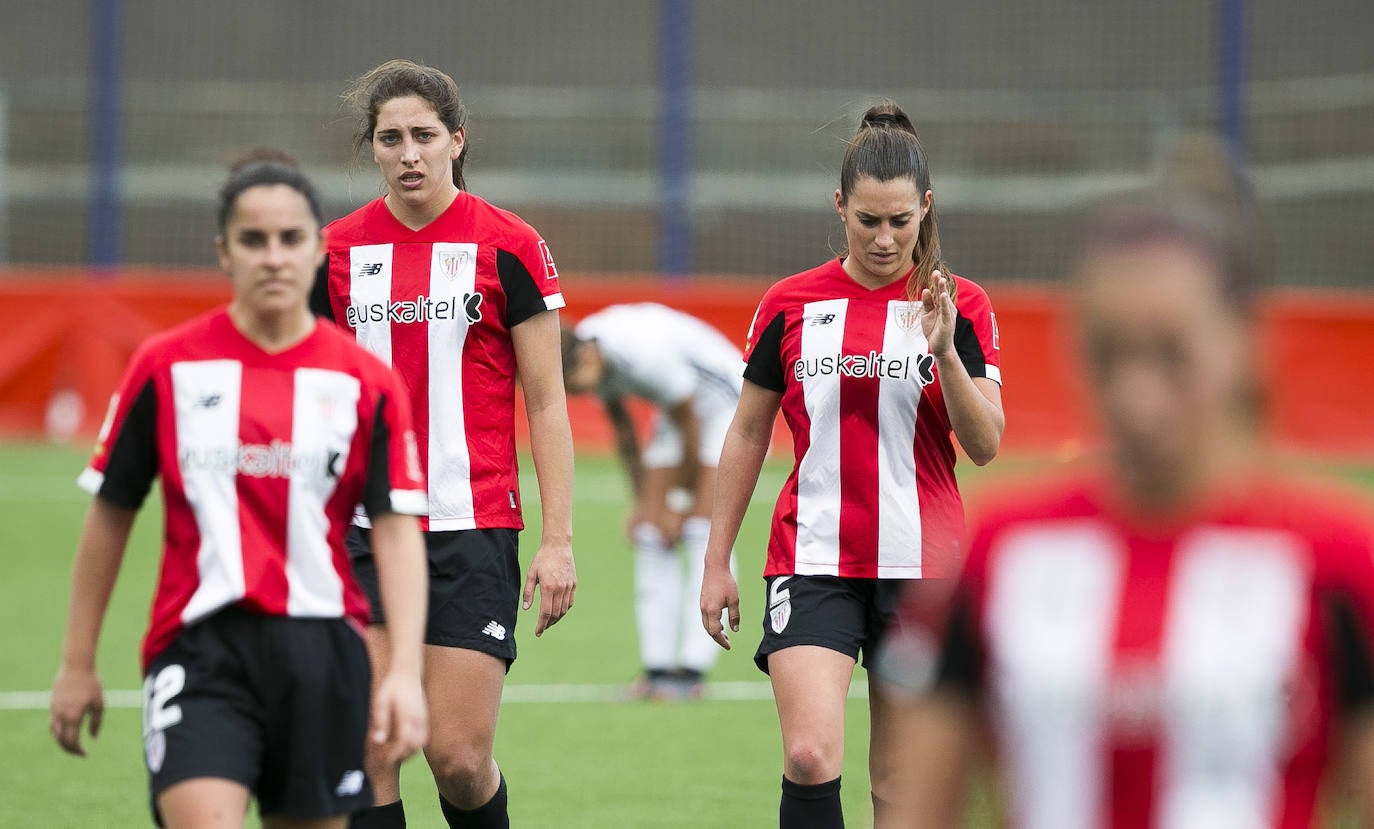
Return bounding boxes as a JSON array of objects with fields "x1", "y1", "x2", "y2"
[{"x1": 641, "y1": 393, "x2": 736, "y2": 469}]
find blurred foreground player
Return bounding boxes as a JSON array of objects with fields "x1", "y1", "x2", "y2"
[
  {"x1": 563, "y1": 303, "x2": 742, "y2": 700},
  {"x1": 50, "y1": 151, "x2": 430, "y2": 829},
  {"x1": 313, "y1": 60, "x2": 577, "y2": 829},
  {"x1": 884, "y1": 173, "x2": 1374, "y2": 828},
  {"x1": 700, "y1": 102, "x2": 1004, "y2": 828}
]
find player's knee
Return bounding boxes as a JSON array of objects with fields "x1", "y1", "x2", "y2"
[
  {"x1": 426, "y1": 742, "x2": 492, "y2": 792},
  {"x1": 783, "y1": 740, "x2": 842, "y2": 785}
]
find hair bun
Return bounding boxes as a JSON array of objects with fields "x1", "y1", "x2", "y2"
[
  {"x1": 228, "y1": 147, "x2": 300, "y2": 174},
  {"x1": 859, "y1": 103, "x2": 918, "y2": 138}
]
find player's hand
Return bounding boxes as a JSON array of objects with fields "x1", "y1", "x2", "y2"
[
  {"x1": 700, "y1": 563, "x2": 740, "y2": 650},
  {"x1": 920, "y1": 271, "x2": 957, "y2": 358},
  {"x1": 653, "y1": 510, "x2": 686, "y2": 548},
  {"x1": 370, "y1": 670, "x2": 428, "y2": 766},
  {"x1": 50, "y1": 664, "x2": 104, "y2": 757},
  {"x1": 524, "y1": 541, "x2": 577, "y2": 637}
]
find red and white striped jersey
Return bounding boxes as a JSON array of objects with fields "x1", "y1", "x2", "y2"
[
  {"x1": 79, "y1": 309, "x2": 426, "y2": 670},
  {"x1": 743, "y1": 259, "x2": 1001, "y2": 579},
  {"x1": 916, "y1": 473, "x2": 1374, "y2": 829},
  {"x1": 314, "y1": 192, "x2": 565, "y2": 532}
]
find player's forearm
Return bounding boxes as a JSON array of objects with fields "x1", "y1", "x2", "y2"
[
  {"x1": 934, "y1": 351, "x2": 1003, "y2": 466},
  {"x1": 370, "y1": 512, "x2": 428, "y2": 677},
  {"x1": 704, "y1": 428, "x2": 768, "y2": 567},
  {"x1": 674, "y1": 407, "x2": 702, "y2": 495},
  {"x1": 527, "y1": 401, "x2": 575, "y2": 546},
  {"x1": 607, "y1": 404, "x2": 644, "y2": 495},
  {"x1": 61, "y1": 499, "x2": 135, "y2": 669}
]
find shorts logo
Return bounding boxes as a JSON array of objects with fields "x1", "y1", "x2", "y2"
[
  {"x1": 336, "y1": 770, "x2": 365, "y2": 797},
  {"x1": 482, "y1": 620, "x2": 508, "y2": 641},
  {"x1": 439, "y1": 250, "x2": 471, "y2": 279},
  {"x1": 768, "y1": 577, "x2": 792, "y2": 635},
  {"x1": 893, "y1": 304, "x2": 921, "y2": 331},
  {"x1": 144, "y1": 730, "x2": 167, "y2": 774}
]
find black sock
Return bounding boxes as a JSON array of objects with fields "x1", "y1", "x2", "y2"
[
  {"x1": 780, "y1": 776, "x2": 843, "y2": 829},
  {"x1": 350, "y1": 799, "x2": 406, "y2": 829},
  {"x1": 439, "y1": 774, "x2": 509, "y2": 829}
]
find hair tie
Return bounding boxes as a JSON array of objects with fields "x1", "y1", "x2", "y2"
[{"x1": 868, "y1": 113, "x2": 898, "y2": 128}]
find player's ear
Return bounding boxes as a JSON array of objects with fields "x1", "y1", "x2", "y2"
[
  {"x1": 451, "y1": 126, "x2": 466, "y2": 161},
  {"x1": 834, "y1": 189, "x2": 845, "y2": 219},
  {"x1": 215, "y1": 235, "x2": 231, "y2": 272},
  {"x1": 921, "y1": 189, "x2": 933, "y2": 221}
]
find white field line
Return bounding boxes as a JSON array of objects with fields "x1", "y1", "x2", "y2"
[
  {"x1": 0, "y1": 681, "x2": 868, "y2": 711},
  {"x1": 0, "y1": 469, "x2": 790, "y2": 507}
]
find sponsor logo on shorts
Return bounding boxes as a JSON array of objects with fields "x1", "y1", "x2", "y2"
[
  {"x1": 482, "y1": 620, "x2": 508, "y2": 641},
  {"x1": 336, "y1": 769, "x2": 366, "y2": 797},
  {"x1": 344, "y1": 292, "x2": 483, "y2": 327},
  {"x1": 768, "y1": 577, "x2": 792, "y2": 635}
]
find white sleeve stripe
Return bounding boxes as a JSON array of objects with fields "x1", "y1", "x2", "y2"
[
  {"x1": 77, "y1": 467, "x2": 104, "y2": 495},
  {"x1": 983, "y1": 364, "x2": 1002, "y2": 385},
  {"x1": 543, "y1": 292, "x2": 566, "y2": 310},
  {"x1": 389, "y1": 489, "x2": 429, "y2": 516}
]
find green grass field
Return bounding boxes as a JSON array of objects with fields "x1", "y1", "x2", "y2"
[{"x1": 3, "y1": 441, "x2": 1373, "y2": 828}]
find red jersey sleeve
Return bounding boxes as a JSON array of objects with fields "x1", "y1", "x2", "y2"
[
  {"x1": 742, "y1": 282, "x2": 789, "y2": 392},
  {"x1": 951, "y1": 276, "x2": 1002, "y2": 386},
  {"x1": 78, "y1": 344, "x2": 161, "y2": 509},
  {"x1": 360, "y1": 368, "x2": 427, "y2": 518},
  {"x1": 497, "y1": 230, "x2": 565, "y2": 328}
]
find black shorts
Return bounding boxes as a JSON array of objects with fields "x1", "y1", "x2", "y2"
[
  {"x1": 753, "y1": 575, "x2": 904, "y2": 674},
  {"x1": 142, "y1": 607, "x2": 371, "y2": 824},
  {"x1": 348, "y1": 525, "x2": 520, "y2": 665}
]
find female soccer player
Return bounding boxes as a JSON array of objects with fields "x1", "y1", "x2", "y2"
[
  {"x1": 312, "y1": 60, "x2": 576, "y2": 829},
  {"x1": 886, "y1": 178, "x2": 1374, "y2": 827},
  {"x1": 562, "y1": 303, "x2": 742, "y2": 700},
  {"x1": 49, "y1": 151, "x2": 430, "y2": 829},
  {"x1": 699, "y1": 103, "x2": 1005, "y2": 827}
]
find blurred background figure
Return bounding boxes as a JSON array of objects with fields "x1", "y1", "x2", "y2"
[
  {"x1": 562, "y1": 302, "x2": 743, "y2": 701},
  {"x1": 879, "y1": 140, "x2": 1374, "y2": 828}
]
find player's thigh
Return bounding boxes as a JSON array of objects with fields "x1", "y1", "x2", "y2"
[
  {"x1": 423, "y1": 645, "x2": 507, "y2": 760},
  {"x1": 769, "y1": 645, "x2": 856, "y2": 778},
  {"x1": 157, "y1": 778, "x2": 252, "y2": 829}
]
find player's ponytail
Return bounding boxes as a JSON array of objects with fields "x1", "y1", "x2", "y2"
[
  {"x1": 840, "y1": 101, "x2": 952, "y2": 303},
  {"x1": 217, "y1": 147, "x2": 323, "y2": 233},
  {"x1": 345, "y1": 59, "x2": 470, "y2": 191}
]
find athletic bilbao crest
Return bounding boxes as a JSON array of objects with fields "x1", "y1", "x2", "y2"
[
  {"x1": 894, "y1": 303, "x2": 922, "y2": 332},
  {"x1": 768, "y1": 576, "x2": 792, "y2": 634},
  {"x1": 440, "y1": 250, "x2": 471, "y2": 279}
]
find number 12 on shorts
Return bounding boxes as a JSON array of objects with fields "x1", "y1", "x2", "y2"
[{"x1": 143, "y1": 664, "x2": 186, "y2": 736}]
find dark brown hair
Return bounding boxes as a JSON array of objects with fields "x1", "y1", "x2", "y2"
[
  {"x1": 344, "y1": 59, "x2": 469, "y2": 190},
  {"x1": 839, "y1": 101, "x2": 951, "y2": 301},
  {"x1": 217, "y1": 147, "x2": 322, "y2": 233}
]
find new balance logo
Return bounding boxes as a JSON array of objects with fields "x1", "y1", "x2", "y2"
[
  {"x1": 482, "y1": 620, "x2": 507, "y2": 641},
  {"x1": 357, "y1": 262, "x2": 384, "y2": 277},
  {"x1": 194, "y1": 393, "x2": 222, "y2": 409},
  {"x1": 807, "y1": 314, "x2": 837, "y2": 326},
  {"x1": 336, "y1": 770, "x2": 365, "y2": 797}
]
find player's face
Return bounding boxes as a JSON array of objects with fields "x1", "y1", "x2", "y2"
[
  {"x1": 217, "y1": 184, "x2": 324, "y2": 316},
  {"x1": 1078, "y1": 240, "x2": 1250, "y2": 500},
  {"x1": 372, "y1": 95, "x2": 464, "y2": 208},
  {"x1": 836, "y1": 176, "x2": 931, "y2": 286}
]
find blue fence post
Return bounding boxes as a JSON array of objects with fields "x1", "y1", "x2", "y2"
[
  {"x1": 1217, "y1": 0, "x2": 1248, "y2": 163},
  {"x1": 657, "y1": 0, "x2": 692, "y2": 277},
  {"x1": 90, "y1": 0, "x2": 125, "y2": 270}
]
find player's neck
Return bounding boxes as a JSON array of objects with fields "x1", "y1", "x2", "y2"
[
  {"x1": 1117, "y1": 430, "x2": 1256, "y2": 520},
  {"x1": 385, "y1": 184, "x2": 460, "y2": 231},
  {"x1": 840, "y1": 256, "x2": 911, "y2": 292},
  {"x1": 227, "y1": 303, "x2": 316, "y2": 354}
]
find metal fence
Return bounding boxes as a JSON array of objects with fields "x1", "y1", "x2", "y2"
[{"x1": 1, "y1": 0, "x2": 1371, "y2": 287}]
